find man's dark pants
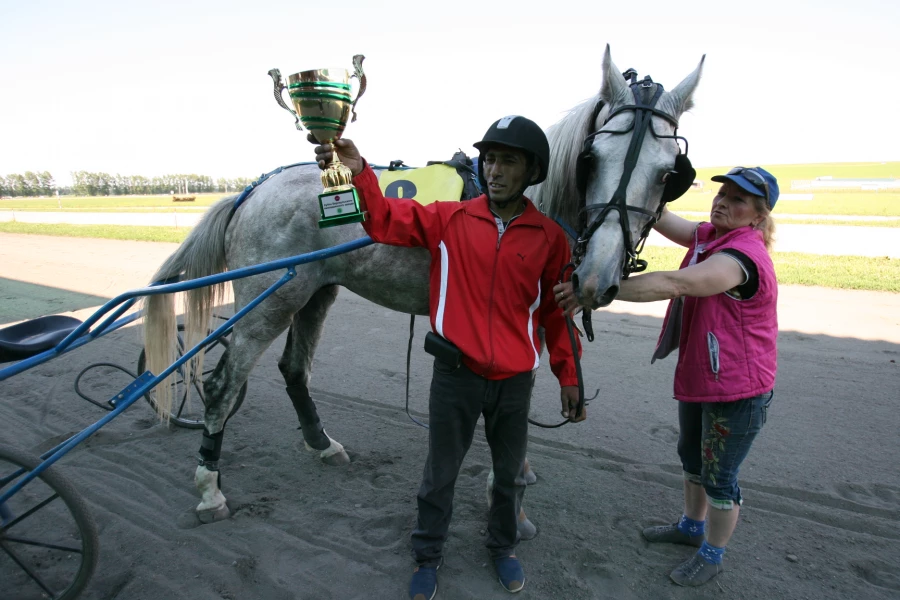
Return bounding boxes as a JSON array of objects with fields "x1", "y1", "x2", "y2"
[{"x1": 411, "y1": 359, "x2": 533, "y2": 567}]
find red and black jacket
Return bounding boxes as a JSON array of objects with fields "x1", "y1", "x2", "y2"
[{"x1": 355, "y1": 163, "x2": 579, "y2": 386}]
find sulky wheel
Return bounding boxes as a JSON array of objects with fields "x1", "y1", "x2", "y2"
[
  {"x1": 136, "y1": 324, "x2": 247, "y2": 429},
  {"x1": 0, "y1": 446, "x2": 98, "y2": 600}
]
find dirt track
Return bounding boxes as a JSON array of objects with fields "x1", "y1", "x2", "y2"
[{"x1": 1, "y1": 233, "x2": 899, "y2": 600}]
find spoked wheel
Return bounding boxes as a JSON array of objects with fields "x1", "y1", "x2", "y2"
[
  {"x1": 137, "y1": 324, "x2": 247, "y2": 429},
  {"x1": 0, "y1": 446, "x2": 98, "y2": 600}
]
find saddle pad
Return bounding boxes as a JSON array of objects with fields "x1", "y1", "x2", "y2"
[{"x1": 376, "y1": 164, "x2": 464, "y2": 205}]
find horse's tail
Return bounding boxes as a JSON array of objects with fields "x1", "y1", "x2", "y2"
[{"x1": 142, "y1": 197, "x2": 235, "y2": 422}]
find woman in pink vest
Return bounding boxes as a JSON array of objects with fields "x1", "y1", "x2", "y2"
[{"x1": 555, "y1": 166, "x2": 779, "y2": 587}]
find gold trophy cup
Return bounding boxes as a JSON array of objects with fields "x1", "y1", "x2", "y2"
[{"x1": 269, "y1": 55, "x2": 367, "y2": 228}]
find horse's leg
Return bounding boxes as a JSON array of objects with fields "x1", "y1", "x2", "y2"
[
  {"x1": 277, "y1": 285, "x2": 349, "y2": 466},
  {"x1": 523, "y1": 456, "x2": 537, "y2": 485},
  {"x1": 194, "y1": 304, "x2": 294, "y2": 523}
]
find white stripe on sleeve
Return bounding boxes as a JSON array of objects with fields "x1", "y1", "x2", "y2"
[
  {"x1": 526, "y1": 279, "x2": 541, "y2": 370},
  {"x1": 435, "y1": 241, "x2": 450, "y2": 337}
]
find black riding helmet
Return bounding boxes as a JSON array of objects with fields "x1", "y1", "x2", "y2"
[{"x1": 473, "y1": 116, "x2": 550, "y2": 203}]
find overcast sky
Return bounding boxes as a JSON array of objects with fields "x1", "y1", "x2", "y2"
[{"x1": 1, "y1": 0, "x2": 897, "y2": 184}]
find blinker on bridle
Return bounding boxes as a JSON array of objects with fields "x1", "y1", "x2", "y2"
[{"x1": 572, "y1": 69, "x2": 690, "y2": 278}]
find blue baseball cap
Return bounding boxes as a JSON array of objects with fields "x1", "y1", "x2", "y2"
[{"x1": 711, "y1": 166, "x2": 779, "y2": 210}]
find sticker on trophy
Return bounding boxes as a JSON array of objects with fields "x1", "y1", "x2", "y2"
[{"x1": 320, "y1": 189, "x2": 361, "y2": 219}]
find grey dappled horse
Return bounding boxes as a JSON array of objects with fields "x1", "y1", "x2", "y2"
[{"x1": 144, "y1": 46, "x2": 703, "y2": 522}]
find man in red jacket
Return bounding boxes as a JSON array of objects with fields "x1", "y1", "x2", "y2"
[{"x1": 313, "y1": 116, "x2": 583, "y2": 599}]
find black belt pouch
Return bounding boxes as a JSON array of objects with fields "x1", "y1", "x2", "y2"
[{"x1": 424, "y1": 332, "x2": 462, "y2": 368}]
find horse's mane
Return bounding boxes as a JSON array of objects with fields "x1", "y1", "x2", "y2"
[{"x1": 531, "y1": 93, "x2": 606, "y2": 232}]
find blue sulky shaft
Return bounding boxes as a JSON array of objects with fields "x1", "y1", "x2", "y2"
[{"x1": 0, "y1": 236, "x2": 374, "y2": 504}]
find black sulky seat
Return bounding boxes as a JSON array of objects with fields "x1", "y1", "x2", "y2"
[{"x1": 0, "y1": 315, "x2": 84, "y2": 363}]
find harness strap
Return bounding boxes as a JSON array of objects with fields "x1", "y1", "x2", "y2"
[
  {"x1": 230, "y1": 162, "x2": 309, "y2": 216},
  {"x1": 551, "y1": 215, "x2": 580, "y2": 241}
]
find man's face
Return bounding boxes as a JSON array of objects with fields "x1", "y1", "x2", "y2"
[{"x1": 482, "y1": 147, "x2": 534, "y2": 205}]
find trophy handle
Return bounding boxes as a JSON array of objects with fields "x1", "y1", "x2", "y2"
[
  {"x1": 267, "y1": 68, "x2": 302, "y2": 131},
  {"x1": 349, "y1": 54, "x2": 367, "y2": 123}
]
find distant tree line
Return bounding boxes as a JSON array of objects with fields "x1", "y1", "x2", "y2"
[
  {"x1": 0, "y1": 171, "x2": 255, "y2": 197},
  {"x1": 0, "y1": 171, "x2": 56, "y2": 197}
]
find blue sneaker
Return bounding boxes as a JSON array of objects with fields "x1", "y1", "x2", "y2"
[
  {"x1": 494, "y1": 555, "x2": 525, "y2": 593},
  {"x1": 409, "y1": 558, "x2": 442, "y2": 600}
]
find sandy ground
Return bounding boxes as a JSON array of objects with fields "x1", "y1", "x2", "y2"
[{"x1": 1, "y1": 233, "x2": 899, "y2": 600}]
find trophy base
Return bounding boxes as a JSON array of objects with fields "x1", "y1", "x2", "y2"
[
  {"x1": 318, "y1": 188, "x2": 366, "y2": 229},
  {"x1": 318, "y1": 212, "x2": 367, "y2": 228}
]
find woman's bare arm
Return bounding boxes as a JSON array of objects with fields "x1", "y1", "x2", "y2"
[{"x1": 653, "y1": 205, "x2": 698, "y2": 247}]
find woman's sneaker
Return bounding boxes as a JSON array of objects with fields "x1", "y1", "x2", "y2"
[
  {"x1": 670, "y1": 554, "x2": 725, "y2": 586},
  {"x1": 642, "y1": 523, "x2": 704, "y2": 547}
]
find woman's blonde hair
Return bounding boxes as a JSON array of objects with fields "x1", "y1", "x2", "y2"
[{"x1": 751, "y1": 196, "x2": 776, "y2": 253}]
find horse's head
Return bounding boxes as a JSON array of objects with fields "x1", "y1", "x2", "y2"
[{"x1": 570, "y1": 46, "x2": 704, "y2": 308}]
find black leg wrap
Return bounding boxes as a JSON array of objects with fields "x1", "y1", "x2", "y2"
[
  {"x1": 285, "y1": 384, "x2": 330, "y2": 451},
  {"x1": 198, "y1": 428, "x2": 224, "y2": 471}
]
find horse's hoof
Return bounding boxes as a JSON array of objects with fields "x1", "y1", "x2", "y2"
[
  {"x1": 524, "y1": 469, "x2": 537, "y2": 485},
  {"x1": 197, "y1": 504, "x2": 230, "y2": 524},
  {"x1": 518, "y1": 516, "x2": 538, "y2": 541},
  {"x1": 321, "y1": 449, "x2": 350, "y2": 466},
  {"x1": 304, "y1": 436, "x2": 350, "y2": 466}
]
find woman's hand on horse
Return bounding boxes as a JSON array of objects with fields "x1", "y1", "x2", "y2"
[
  {"x1": 307, "y1": 134, "x2": 364, "y2": 177},
  {"x1": 560, "y1": 386, "x2": 586, "y2": 422}
]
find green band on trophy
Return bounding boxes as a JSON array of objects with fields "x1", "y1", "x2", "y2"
[
  {"x1": 269, "y1": 56, "x2": 369, "y2": 229},
  {"x1": 298, "y1": 116, "x2": 345, "y2": 126},
  {"x1": 300, "y1": 124, "x2": 344, "y2": 132},
  {"x1": 289, "y1": 92, "x2": 353, "y2": 103},
  {"x1": 288, "y1": 81, "x2": 351, "y2": 90}
]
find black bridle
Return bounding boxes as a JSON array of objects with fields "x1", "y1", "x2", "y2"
[
  {"x1": 572, "y1": 70, "x2": 689, "y2": 278},
  {"x1": 535, "y1": 70, "x2": 691, "y2": 428}
]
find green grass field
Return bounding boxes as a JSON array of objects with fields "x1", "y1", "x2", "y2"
[
  {"x1": 675, "y1": 190, "x2": 900, "y2": 217},
  {"x1": 640, "y1": 246, "x2": 899, "y2": 293},
  {"x1": 670, "y1": 211, "x2": 900, "y2": 227},
  {"x1": 0, "y1": 193, "x2": 227, "y2": 210},
  {"x1": 694, "y1": 161, "x2": 900, "y2": 183},
  {"x1": 688, "y1": 162, "x2": 900, "y2": 217},
  {"x1": 1, "y1": 222, "x2": 897, "y2": 293},
  {"x1": 0, "y1": 222, "x2": 188, "y2": 243}
]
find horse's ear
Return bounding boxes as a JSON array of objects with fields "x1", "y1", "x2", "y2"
[
  {"x1": 599, "y1": 44, "x2": 629, "y2": 107},
  {"x1": 665, "y1": 55, "x2": 705, "y2": 116}
]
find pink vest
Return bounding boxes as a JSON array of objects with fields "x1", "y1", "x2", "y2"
[{"x1": 654, "y1": 223, "x2": 778, "y2": 402}]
